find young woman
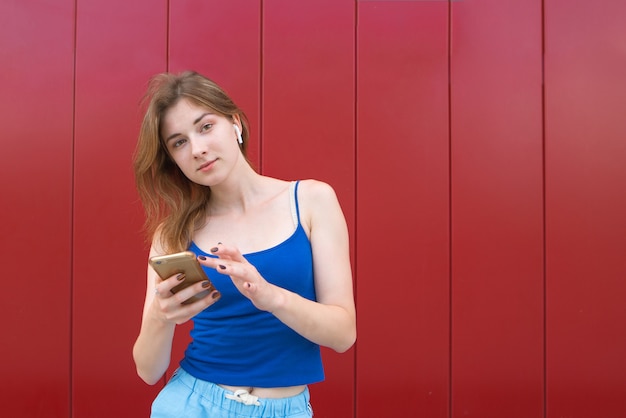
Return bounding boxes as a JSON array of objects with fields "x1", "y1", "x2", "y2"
[{"x1": 132, "y1": 71, "x2": 356, "y2": 418}]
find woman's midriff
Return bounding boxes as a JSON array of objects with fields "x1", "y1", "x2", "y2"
[{"x1": 218, "y1": 384, "x2": 306, "y2": 399}]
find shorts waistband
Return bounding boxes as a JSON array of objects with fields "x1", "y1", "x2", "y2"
[{"x1": 173, "y1": 368, "x2": 311, "y2": 417}]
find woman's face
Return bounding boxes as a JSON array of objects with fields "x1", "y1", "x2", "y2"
[{"x1": 160, "y1": 98, "x2": 242, "y2": 186}]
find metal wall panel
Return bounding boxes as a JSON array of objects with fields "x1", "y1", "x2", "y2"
[
  {"x1": 0, "y1": 0, "x2": 74, "y2": 415},
  {"x1": 450, "y1": 0, "x2": 544, "y2": 416},
  {"x1": 166, "y1": 0, "x2": 262, "y2": 382},
  {"x1": 262, "y1": 1, "x2": 356, "y2": 417},
  {"x1": 72, "y1": 1, "x2": 167, "y2": 415},
  {"x1": 545, "y1": 1, "x2": 626, "y2": 417},
  {"x1": 169, "y1": 0, "x2": 262, "y2": 170},
  {"x1": 356, "y1": 2, "x2": 450, "y2": 417}
]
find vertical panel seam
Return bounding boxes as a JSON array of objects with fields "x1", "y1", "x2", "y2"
[
  {"x1": 161, "y1": 0, "x2": 171, "y2": 386},
  {"x1": 70, "y1": 0, "x2": 78, "y2": 415},
  {"x1": 447, "y1": 1, "x2": 453, "y2": 417},
  {"x1": 259, "y1": 0, "x2": 264, "y2": 173},
  {"x1": 353, "y1": 3, "x2": 359, "y2": 417},
  {"x1": 541, "y1": 0, "x2": 547, "y2": 417},
  {"x1": 166, "y1": 0, "x2": 170, "y2": 72}
]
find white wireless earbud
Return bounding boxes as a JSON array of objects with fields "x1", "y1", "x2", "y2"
[{"x1": 233, "y1": 124, "x2": 243, "y2": 145}]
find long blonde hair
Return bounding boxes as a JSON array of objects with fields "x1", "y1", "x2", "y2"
[{"x1": 133, "y1": 71, "x2": 250, "y2": 252}]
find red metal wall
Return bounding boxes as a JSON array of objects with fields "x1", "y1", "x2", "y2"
[
  {"x1": 357, "y1": 2, "x2": 450, "y2": 416},
  {"x1": 1, "y1": 1, "x2": 625, "y2": 417},
  {"x1": 450, "y1": 1, "x2": 544, "y2": 416}
]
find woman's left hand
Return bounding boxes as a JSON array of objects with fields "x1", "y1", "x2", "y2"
[{"x1": 197, "y1": 243, "x2": 282, "y2": 312}]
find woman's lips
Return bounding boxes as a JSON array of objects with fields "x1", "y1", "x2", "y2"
[{"x1": 198, "y1": 159, "x2": 216, "y2": 172}]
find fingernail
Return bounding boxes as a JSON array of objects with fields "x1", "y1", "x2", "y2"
[
  {"x1": 210, "y1": 247, "x2": 219, "y2": 253},
  {"x1": 198, "y1": 255, "x2": 207, "y2": 260},
  {"x1": 176, "y1": 274, "x2": 185, "y2": 281},
  {"x1": 217, "y1": 242, "x2": 222, "y2": 245},
  {"x1": 218, "y1": 264, "x2": 226, "y2": 270},
  {"x1": 212, "y1": 291, "x2": 221, "y2": 299},
  {"x1": 202, "y1": 281, "x2": 211, "y2": 288}
]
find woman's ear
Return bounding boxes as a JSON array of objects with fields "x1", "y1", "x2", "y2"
[
  {"x1": 233, "y1": 124, "x2": 243, "y2": 144},
  {"x1": 231, "y1": 115, "x2": 244, "y2": 144}
]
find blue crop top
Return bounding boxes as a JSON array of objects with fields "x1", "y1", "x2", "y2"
[{"x1": 180, "y1": 181, "x2": 324, "y2": 387}]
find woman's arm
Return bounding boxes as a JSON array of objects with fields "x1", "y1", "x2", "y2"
[
  {"x1": 132, "y1": 239, "x2": 221, "y2": 385},
  {"x1": 201, "y1": 180, "x2": 356, "y2": 353}
]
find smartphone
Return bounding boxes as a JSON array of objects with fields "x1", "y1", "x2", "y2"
[{"x1": 149, "y1": 251, "x2": 219, "y2": 304}]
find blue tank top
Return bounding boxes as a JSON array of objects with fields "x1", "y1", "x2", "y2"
[{"x1": 180, "y1": 181, "x2": 324, "y2": 387}]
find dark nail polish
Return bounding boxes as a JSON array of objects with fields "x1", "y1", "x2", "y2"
[
  {"x1": 201, "y1": 281, "x2": 211, "y2": 288},
  {"x1": 210, "y1": 247, "x2": 219, "y2": 253},
  {"x1": 176, "y1": 274, "x2": 185, "y2": 281},
  {"x1": 217, "y1": 242, "x2": 222, "y2": 245},
  {"x1": 218, "y1": 264, "x2": 226, "y2": 270},
  {"x1": 198, "y1": 255, "x2": 207, "y2": 260},
  {"x1": 212, "y1": 291, "x2": 221, "y2": 299}
]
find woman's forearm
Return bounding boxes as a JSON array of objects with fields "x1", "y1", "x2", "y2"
[
  {"x1": 132, "y1": 305, "x2": 177, "y2": 385},
  {"x1": 270, "y1": 286, "x2": 356, "y2": 353}
]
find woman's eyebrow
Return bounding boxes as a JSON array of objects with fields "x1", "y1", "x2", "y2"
[
  {"x1": 193, "y1": 112, "x2": 213, "y2": 125},
  {"x1": 164, "y1": 113, "x2": 213, "y2": 142}
]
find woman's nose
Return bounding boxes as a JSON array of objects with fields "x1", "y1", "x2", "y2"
[{"x1": 189, "y1": 135, "x2": 208, "y2": 156}]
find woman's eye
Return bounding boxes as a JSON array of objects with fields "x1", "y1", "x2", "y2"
[
  {"x1": 173, "y1": 138, "x2": 187, "y2": 148},
  {"x1": 201, "y1": 123, "x2": 212, "y2": 132}
]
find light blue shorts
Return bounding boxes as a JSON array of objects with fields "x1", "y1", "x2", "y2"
[{"x1": 151, "y1": 368, "x2": 314, "y2": 418}]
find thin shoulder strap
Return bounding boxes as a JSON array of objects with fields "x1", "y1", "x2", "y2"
[{"x1": 289, "y1": 181, "x2": 301, "y2": 228}]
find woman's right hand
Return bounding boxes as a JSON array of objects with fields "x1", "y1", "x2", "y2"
[
  {"x1": 133, "y1": 243, "x2": 220, "y2": 385},
  {"x1": 151, "y1": 273, "x2": 221, "y2": 325}
]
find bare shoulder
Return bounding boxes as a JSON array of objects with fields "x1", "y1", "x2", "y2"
[
  {"x1": 297, "y1": 179, "x2": 339, "y2": 204},
  {"x1": 297, "y1": 179, "x2": 345, "y2": 235}
]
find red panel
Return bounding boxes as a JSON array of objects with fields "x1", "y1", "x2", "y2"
[
  {"x1": 167, "y1": 0, "x2": 262, "y2": 379},
  {"x1": 262, "y1": 1, "x2": 355, "y2": 417},
  {"x1": 545, "y1": 1, "x2": 626, "y2": 417},
  {"x1": 0, "y1": 1, "x2": 74, "y2": 415},
  {"x1": 169, "y1": 0, "x2": 262, "y2": 170},
  {"x1": 356, "y1": 2, "x2": 449, "y2": 417},
  {"x1": 72, "y1": 1, "x2": 166, "y2": 416},
  {"x1": 450, "y1": 1, "x2": 544, "y2": 417}
]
